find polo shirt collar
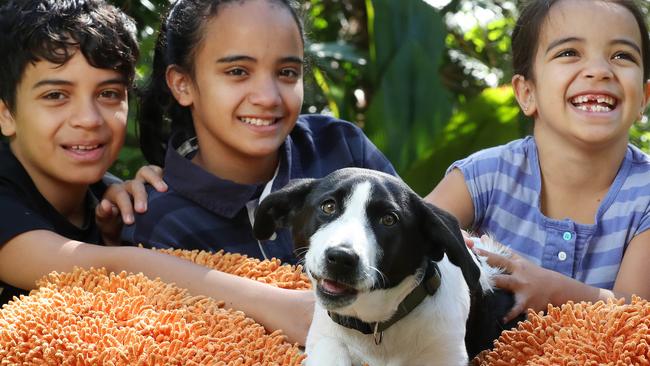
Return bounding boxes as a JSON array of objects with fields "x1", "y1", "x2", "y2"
[{"x1": 163, "y1": 133, "x2": 292, "y2": 219}]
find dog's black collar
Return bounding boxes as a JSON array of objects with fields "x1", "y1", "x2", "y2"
[{"x1": 327, "y1": 259, "x2": 441, "y2": 344}]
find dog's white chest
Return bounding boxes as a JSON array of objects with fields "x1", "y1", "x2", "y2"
[{"x1": 304, "y1": 260, "x2": 472, "y2": 366}]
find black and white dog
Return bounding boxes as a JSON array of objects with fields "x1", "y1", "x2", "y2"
[{"x1": 254, "y1": 168, "x2": 519, "y2": 366}]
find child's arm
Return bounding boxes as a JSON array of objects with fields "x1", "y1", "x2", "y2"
[
  {"x1": 424, "y1": 168, "x2": 475, "y2": 229},
  {"x1": 0, "y1": 230, "x2": 313, "y2": 345},
  {"x1": 474, "y1": 241, "x2": 650, "y2": 322}
]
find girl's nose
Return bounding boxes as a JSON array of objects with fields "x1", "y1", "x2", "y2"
[
  {"x1": 70, "y1": 99, "x2": 103, "y2": 128},
  {"x1": 248, "y1": 75, "x2": 282, "y2": 107},
  {"x1": 582, "y1": 58, "x2": 614, "y2": 80}
]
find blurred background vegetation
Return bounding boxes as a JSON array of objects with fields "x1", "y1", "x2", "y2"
[{"x1": 110, "y1": 0, "x2": 650, "y2": 196}]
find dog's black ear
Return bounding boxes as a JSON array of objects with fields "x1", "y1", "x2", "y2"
[
  {"x1": 253, "y1": 178, "x2": 316, "y2": 240},
  {"x1": 420, "y1": 200, "x2": 481, "y2": 291}
]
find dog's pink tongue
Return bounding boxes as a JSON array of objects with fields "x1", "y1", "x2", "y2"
[{"x1": 322, "y1": 279, "x2": 351, "y2": 295}]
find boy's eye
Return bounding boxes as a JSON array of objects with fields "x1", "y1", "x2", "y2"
[
  {"x1": 99, "y1": 89, "x2": 125, "y2": 100},
  {"x1": 279, "y1": 67, "x2": 301, "y2": 79},
  {"x1": 42, "y1": 91, "x2": 66, "y2": 100},
  {"x1": 227, "y1": 68, "x2": 248, "y2": 77}
]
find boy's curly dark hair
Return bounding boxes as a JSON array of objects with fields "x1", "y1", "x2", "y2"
[{"x1": 0, "y1": 0, "x2": 139, "y2": 113}]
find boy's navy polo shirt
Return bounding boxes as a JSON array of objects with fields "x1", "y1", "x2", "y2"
[
  {"x1": 0, "y1": 142, "x2": 106, "y2": 304},
  {"x1": 121, "y1": 114, "x2": 397, "y2": 264}
]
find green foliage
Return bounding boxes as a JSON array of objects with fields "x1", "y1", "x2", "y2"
[
  {"x1": 363, "y1": 0, "x2": 452, "y2": 174},
  {"x1": 403, "y1": 86, "x2": 522, "y2": 195},
  {"x1": 108, "y1": 0, "x2": 649, "y2": 193}
]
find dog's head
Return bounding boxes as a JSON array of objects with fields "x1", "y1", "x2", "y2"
[{"x1": 254, "y1": 168, "x2": 480, "y2": 310}]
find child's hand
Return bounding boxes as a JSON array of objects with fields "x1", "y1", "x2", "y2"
[
  {"x1": 99, "y1": 165, "x2": 167, "y2": 225},
  {"x1": 473, "y1": 247, "x2": 558, "y2": 323}
]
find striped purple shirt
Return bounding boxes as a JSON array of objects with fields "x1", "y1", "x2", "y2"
[{"x1": 449, "y1": 136, "x2": 650, "y2": 289}]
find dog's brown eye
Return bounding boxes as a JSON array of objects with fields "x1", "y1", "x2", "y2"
[
  {"x1": 380, "y1": 213, "x2": 399, "y2": 226},
  {"x1": 320, "y1": 199, "x2": 337, "y2": 215}
]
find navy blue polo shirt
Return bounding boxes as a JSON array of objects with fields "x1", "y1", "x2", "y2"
[{"x1": 121, "y1": 114, "x2": 397, "y2": 264}]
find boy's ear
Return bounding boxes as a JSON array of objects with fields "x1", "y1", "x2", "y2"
[
  {"x1": 512, "y1": 74, "x2": 537, "y2": 117},
  {"x1": 166, "y1": 65, "x2": 194, "y2": 107},
  {"x1": 0, "y1": 100, "x2": 16, "y2": 137}
]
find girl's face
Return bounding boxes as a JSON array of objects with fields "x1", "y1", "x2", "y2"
[
  {"x1": 171, "y1": 0, "x2": 303, "y2": 169},
  {"x1": 515, "y1": 0, "x2": 649, "y2": 150}
]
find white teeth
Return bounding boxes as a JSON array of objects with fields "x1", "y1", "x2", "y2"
[
  {"x1": 571, "y1": 95, "x2": 616, "y2": 109},
  {"x1": 576, "y1": 104, "x2": 612, "y2": 112},
  {"x1": 70, "y1": 145, "x2": 99, "y2": 150},
  {"x1": 240, "y1": 117, "x2": 275, "y2": 126}
]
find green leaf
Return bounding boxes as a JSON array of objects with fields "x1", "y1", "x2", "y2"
[{"x1": 402, "y1": 86, "x2": 524, "y2": 195}]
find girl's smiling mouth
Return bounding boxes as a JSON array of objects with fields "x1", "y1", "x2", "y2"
[{"x1": 569, "y1": 94, "x2": 618, "y2": 112}]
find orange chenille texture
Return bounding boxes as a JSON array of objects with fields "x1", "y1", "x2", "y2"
[
  {"x1": 0, "y1": 250, "x2": 310, "y2": 365},
  {"x1": 475, "y1": 296, "x2": 650, "y2": 366}
]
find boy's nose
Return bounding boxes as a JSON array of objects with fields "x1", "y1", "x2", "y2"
[
  {"x1": 70, "y1": 100, "x2": 103, "y2": 128},
  {"x1": 248, "y1": 75, "x2": 282, "y2": 107}
]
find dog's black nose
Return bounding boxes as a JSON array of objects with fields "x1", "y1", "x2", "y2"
[{"x1": 325, "y1": 246, "x2": 359, "y2": 272}]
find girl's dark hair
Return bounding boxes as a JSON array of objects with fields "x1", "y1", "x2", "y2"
[
  {"x1": 0, "y1": 0, "x2": 138, "y2": 113},
  {"x1": 137, "y1": 0, "x2": 304, "y2": 166},
  {"x1": 512, "y1": 0, "x2": 650, "y2": 81}
]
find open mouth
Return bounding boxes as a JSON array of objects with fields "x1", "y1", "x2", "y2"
[
  {"x1": 569, "y1": 94, "x2": 618, "y2": 113},
  {"x1": 64, "y1": 144, "x2": 101, "y2": 151},
  {"x1": 238, "y1": 117, "x2": 279, "y2": 127},
  {"x1": 314, "y1": 276, "x2": 359, "y2": 298}
]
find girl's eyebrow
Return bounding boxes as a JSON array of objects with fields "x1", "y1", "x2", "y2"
[
  {"x1": 611, "y1": 38, "x2": 642, "y2": 54},
  {"x1": 545, "y1": 37, "x2": 642, "y2": 55},
  {"x1": 216, "y1": 55, "x2": 304, "y2": 64},
  {"x1": 32, "y1": 78, "x2": 126, "y2": 90},
  {"x1": 545, "y1": 37, "x2": 581, "y2": 55}
]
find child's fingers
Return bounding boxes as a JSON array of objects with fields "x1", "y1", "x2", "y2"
[
  {"x1": 475, "y1": 248, "x2": 513, "y2": 272},
  {"x1": 126, "y1": 180, "x2": 149, "y2": 213},
  {"x1": 95, "y1": 199, "x2": 117, "y2": 220},
  {"x1": 503, "y1": 296, "x2": 526, "y2": 323},
  {"x1": 135, "y1": 165, "x2": 167, "y2": 192},
  {"x1": 103, "y1": 185, "x2": 136, "y2": 225}
]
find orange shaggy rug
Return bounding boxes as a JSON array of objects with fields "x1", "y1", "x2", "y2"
[
  {"x1": 475, "y1": 297, "x2": 650, "y2": 366},
  {"x1": 0, "y1": 249, "x2": 310, "y2": 365}
]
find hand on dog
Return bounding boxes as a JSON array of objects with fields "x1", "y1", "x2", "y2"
[{"x1": 473, "y1": 245, "x2": 559, "y2": 323}]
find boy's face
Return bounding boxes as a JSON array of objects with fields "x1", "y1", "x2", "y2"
[{"x1": 0, "y1": 51, "x2": 128, "y2": 187}]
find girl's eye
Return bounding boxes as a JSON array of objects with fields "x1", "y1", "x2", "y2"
[
  {"x1": 613, "y1": 51, "x2": 638, "y2": 63},
  {"x1": 555, "y1": 49, "x2": 578, "y2": 58},
  {"x1": 380, "y1": 212, "x2": 399, "y2": 227},
  {"x1": 320, "y1": 199, "x2": 337, "y2": 215}
]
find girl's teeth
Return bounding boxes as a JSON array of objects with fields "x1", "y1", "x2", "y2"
[
  {"x1": 576, "y1": 104, "x2": 612, "y2": 112},
  {"x1": 240, "y1": 117, "x2": 274, "y2": 126}
]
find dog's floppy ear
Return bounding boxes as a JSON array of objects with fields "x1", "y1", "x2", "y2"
[
  {"x1": 253, "y1": 178, "x2": 316, "y2": 240},
  {"x1": 420, "y1": 200, "x2": 481, "y2": 291}
]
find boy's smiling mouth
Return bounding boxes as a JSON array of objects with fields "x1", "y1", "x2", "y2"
[
  {"x1": 67, "y1": 144, "x2": 101, "y2": 151},
  {"x1": 239, "y1": 117, "x2": 279, "y2": 126},
  {"x1": 569, "y1": 94, "x2": 618, "y2": 113}
]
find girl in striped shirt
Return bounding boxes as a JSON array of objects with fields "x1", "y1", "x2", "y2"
[{"x1": 427, "y1": 0, "x2": 650, "y2": 323}]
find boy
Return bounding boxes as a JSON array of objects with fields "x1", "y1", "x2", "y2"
[{"x1": 0, "y1": 0, "x2": 312, "y2": 345}]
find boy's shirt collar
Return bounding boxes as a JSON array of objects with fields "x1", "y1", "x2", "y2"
[
  {"x1": 163, "y1": 133, "x2": 292, "y2": 219},
  {"x1": 0, "y1": 141, "x2": 103, "y2": 243}
]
